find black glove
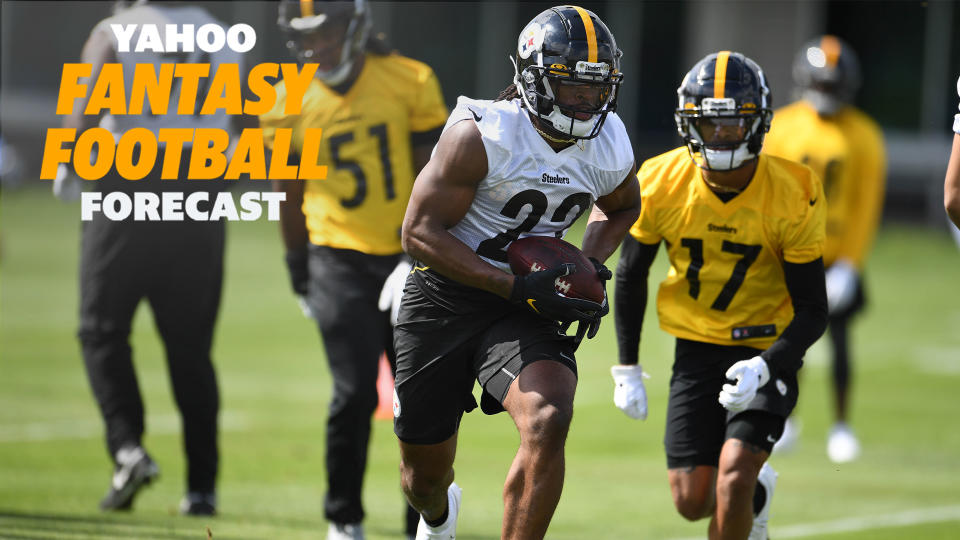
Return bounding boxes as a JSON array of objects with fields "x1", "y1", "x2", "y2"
[
  {"x1": 510, "y1": 263, "x2": 604, "y2": 324},
  {"x1": 562, "y1": 258, "x2": 612, "y2": 348},
  {"x1": 284, "y1": 249, "x2": 309, "y2": 296}
]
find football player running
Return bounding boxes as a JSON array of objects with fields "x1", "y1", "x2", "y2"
[
  {"x1": 763, "y1": 36, "x2": 886, "y2": 462},
  {"x1": 261, "y1": 1, "x2": 448, "y2": 539},
  {"x1": 394, "y1": 6, "x2": 640, "y2": 540},
  {"x1": 609, "y1": 52, "x2": 827, "y2": 540}
]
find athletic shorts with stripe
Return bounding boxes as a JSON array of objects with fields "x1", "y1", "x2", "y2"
[{"x1": 392, "y1": 267, "x2": 578, "y2": 445}]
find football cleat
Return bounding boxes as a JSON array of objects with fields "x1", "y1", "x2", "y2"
[
  {"x1": 98, "y1": 445, "x2": 159, "y2": 511},
  {"x1": 772, "y1": 416, "x2": 801, "y2": 454},
  {"x1": 749, "y1": 462, "x2": 777, "y2": 540},
  {"x1": 827, "y1": 422, "x2": 861, "y2": 463},
  {"x1": 327, "y1": 521, "x2": 365, "y2": 540},
  {"x1": 415, "y1": 482, "x2": 462, "y2": 540},
  {"x1": 180, "y1": 491, "x2": 217, "y2": 516}
]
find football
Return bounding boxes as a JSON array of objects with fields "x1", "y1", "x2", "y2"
[{"x1": 506, "y1": 236, "x2": 605, "y2": 303}]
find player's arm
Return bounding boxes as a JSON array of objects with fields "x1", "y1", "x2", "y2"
[
  {"x1": 762, "y1": 257, "x2": 828, "y2": 376},
  {"x1": 609, "y1": 234, "x2": 658, "y2": 420},
  {"x1": 945, "y1": 133, "x2": 960, "y2": 228},
  {"x1": 614, "y1": 235, "x2": 659, "y2": 366},
  {"x1": 582, "y1": 164, "x2": 641, "y2": 263},
  {"x1": 401, "y1": 119, "x2": 513, "y2": 297}
]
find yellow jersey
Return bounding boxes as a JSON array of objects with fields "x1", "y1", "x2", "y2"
[
  {"x1": 260, "y1": 53, "x2": 448, "y2": 254},
  {"x1": 630, "y1": 148, "x2": 826, "y2": 348},
  {"x1": 763, "y1": 101, "x2": 885, "y2": 268}
]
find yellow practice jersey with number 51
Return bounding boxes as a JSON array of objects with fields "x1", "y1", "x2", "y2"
[
  {"x1": 630, "y1": 148, "x2": 826, "y2": 348},
  {"x1": 763, "y1": 101, "x2": 885, "y2": 269},
  {"x1": 261, "y1": 53, "x2": 448, "y2": 254}
]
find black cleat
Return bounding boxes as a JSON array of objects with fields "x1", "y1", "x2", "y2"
[
  {"x1": 99, "y1": 446, "x2": 159, "y2": 511},
  {"x1": 180, "y1": 492, "x2": 217, "y2": 516}
]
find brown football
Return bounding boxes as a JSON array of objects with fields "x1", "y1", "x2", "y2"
[{"x1": 506, "y1": 236, "x2": 604, "y2": 303}]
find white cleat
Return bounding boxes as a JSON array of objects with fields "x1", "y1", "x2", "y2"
[
  {"x1": 415, "y1": 482, "x2": 462, "y2": 540},
  {"x1": 327, "y1": 522, "x2": 365, "y2": 540},
  {"x1": 749, "y1": 462, "x2": 777, "y2": 540},
  {"x1": 772, "y1": 416, "x2": 801, "y2": 454},
  {"x1": 827, "y1": 422, "x2": 861, "y2": 463}
]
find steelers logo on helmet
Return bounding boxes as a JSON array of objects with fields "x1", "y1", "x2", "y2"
[
  {"x1": 511, "y1": 6, "x2": 623, "y2": 141},
  {"x1": 674, "y1": 51, "x2": 773, "y2": 171},
  {"x1": 792, "y1": 35, "x2": 861, "y2": 116},
  {"x1": 277, "y1": 0, "x2": 372, "y2": 86}
]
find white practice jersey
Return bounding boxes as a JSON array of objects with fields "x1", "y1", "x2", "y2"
[
  {"x1": 94, "y1": 4, "x2": 241, "y2": 142},
  {"x1": 446, "y1": 97, "x2": 634, "y2": 271}
]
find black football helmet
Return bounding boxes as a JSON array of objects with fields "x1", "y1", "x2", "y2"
[
  {"x1": 675, "y1": 51, "x2": 772, "y2": 171},
  {"x1": 277, "y1": 0, "x2": 371, "y2": 86},
  {"x1": 512, "y1": 5, "x2": 623, "y2": 140},
  {"x1": 793, "y1": 35, "x2": 861, "y2": 115}
]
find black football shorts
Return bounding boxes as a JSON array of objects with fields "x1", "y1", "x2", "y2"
[
  {"x1": 392, "y1": 267, "x2": 577, "y2": 445},
  {"x1": 664, "y1": 338, "x2": 798, "y2": 469}
]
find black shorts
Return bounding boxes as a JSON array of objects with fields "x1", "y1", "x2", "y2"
[
  {"x1": 392, "y1": 268, "x2": 577, "y2": 444},
  {"x1": 664, "y1": 339, "x2": 798, "y2": 469}
]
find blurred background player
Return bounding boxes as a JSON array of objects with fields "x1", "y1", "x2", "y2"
[
  {"x1": 945, "y1": 75, "x2": 960, "y2": 233},
  {"x1": 611, "y1": 51, "x2": 827, "y2": 540},
  {"x1": 763, "y1": 36, "x2": 886, "y2": 463},
  {"x1": 261, "y1": 1, "x2": 447, "y2": 538},
  {"x1": 56, "y1": 0, "x2": 251, "y2": 516},
  {"x1": 394, "y1": 6, "x2": 638, "y2": 539}
]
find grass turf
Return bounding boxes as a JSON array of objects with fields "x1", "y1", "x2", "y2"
[{"x1": 1, "y1": 186, "x2": 959, "y2": 539}]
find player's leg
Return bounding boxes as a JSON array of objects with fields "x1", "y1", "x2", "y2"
[
  {"x1": 308, "y1": 247, "x2": 400, "y2": 527},
  {"x1": 713, "y1": 412, "x2": 779, "y2": 540},
  {"x1": 78, "y1": 219, "x2": 157, "y2": 510},
  {"x1": 826, "y1": 278, "x2": 865, "y2": 463},
  {"x1": 393, "y1": 268, "x2": 485, "y2": 538},
  {"x1": 500, "y1": 359, "x2": 576, "y2": 540},
  {"x1": 148, "y1": 221, "x2": 224, "y2": 512},
  {"x1": 664, "y1": 339, "x2": 730, "y2": 522}
]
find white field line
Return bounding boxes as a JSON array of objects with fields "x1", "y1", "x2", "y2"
[
  {"x1": 0, "y1": 411, "x2": 248, "y2": 442},
  {"x1": 667, "y1": 505, "x2": 960, "y2": 539}
]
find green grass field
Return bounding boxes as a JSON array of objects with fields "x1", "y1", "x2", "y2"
[{"x1": 2, "y1": 186, "x2": 959, "y2": 539}]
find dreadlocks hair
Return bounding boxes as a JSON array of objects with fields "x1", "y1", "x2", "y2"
[{"x1": 495, "y1": 84, "x2": 520, "y2": 102}]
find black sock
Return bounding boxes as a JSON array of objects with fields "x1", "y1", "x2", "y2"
[
  {"x1": 753, "y1": 483, "x2": 767, "y2": 515},
  {"x1": 424, "y1": 506, "x2": 449, "y2": 528}
]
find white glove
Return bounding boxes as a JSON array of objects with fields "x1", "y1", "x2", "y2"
[
  {"x1": 53, "y1": 163, "x2": 82, "y2": 202},
  {"x1": 378, "y1": 259, "x2": 412, "y2": 326},
  {"x1": 718, "y1": 356, "x2": 770, "y2": 413},
  {"x1": 611, "y1": 364, "x2": 650, "y2": 420},
  {"x1": 825, "y1": 259, "x2": 858, "y2": 314}
]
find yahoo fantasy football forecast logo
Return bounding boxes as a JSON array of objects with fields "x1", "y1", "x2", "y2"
[{"x1": 39, "y1": 23, "x2": 325, "y2": 222}]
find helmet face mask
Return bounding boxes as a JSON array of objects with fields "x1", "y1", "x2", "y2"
[
  {"x1": 675, "y1": 52, "x2": 772, "y2": 171},
  {"x1": 278, "y1": 0, "x2": 371, "y2": 86},
  {"x1": 512, "y1": 6, "x2": 623, "y2": 141},
  {"x1": 793, "y1": 35, "x2": 861, "y2": 115}
]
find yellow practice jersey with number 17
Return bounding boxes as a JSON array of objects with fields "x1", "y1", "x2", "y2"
[
  {"x1": 763, "y1": 101, "x2": 886, "y2": 268},
  {"x1": 261, "y1": 53, "x2": 448, "y2": 254},
  {"x1": 630, "y1": 147, "x2": 826, "y2": 349}
]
